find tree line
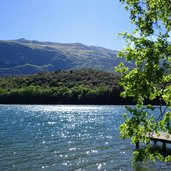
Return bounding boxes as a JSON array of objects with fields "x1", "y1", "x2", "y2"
[{"x1": 0, "y1": 69, "x2": 129, "y2": 104}]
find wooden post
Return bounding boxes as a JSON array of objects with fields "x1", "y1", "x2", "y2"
[
  {"x1": 154, "y1": 140, "x2": 157, "y2": 145},
  {"x1": 163, "y1": 142, "x2": 166, "y2": 152},
  {"x1": 136, "y1": 142, "x2": 139, "y2": 149}
]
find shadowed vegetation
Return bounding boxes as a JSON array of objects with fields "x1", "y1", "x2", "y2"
[{"x1": 0, "y1": 69, "x2": 130, "y2": 104}]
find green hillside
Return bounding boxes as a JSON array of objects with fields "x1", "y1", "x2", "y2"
[
  {"x1": 0, "y1": 39, "x2": 133, "y2": 76},
  {"x1": 0, "y1": 69, "x2": 129, "y2": 104}
]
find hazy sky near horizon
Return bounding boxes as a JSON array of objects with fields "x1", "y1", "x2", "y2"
[{"x1": 0, "y1": 0, "x2": 134, "y2": 50}]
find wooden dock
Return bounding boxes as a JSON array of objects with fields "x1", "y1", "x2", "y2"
[
  {"x1": 135, "y1": 131, "x2": 171, "y2": 150},
  {"x1": 148, "y1": 131, "x2": 171, "y2": 151}
]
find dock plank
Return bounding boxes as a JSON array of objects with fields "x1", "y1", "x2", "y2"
[
  {"x1": 148, "y1": 131, "x2": 171, "y2": 143},
  {"x1": 136, "y1": 131, "x2": 171, "y2": 150}
]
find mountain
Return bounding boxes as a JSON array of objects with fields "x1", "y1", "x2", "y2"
[{"x1": 0, "y1": 39, "x2": 132, "y2": 76}]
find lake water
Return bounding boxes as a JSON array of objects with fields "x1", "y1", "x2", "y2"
[{"x1": 0, "y1": 105, "x2": 171, "y2": 171}]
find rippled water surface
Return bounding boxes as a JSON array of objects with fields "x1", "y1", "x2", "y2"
[{"x1": 0, "y1": 105, "x2": 170, "y2": 171}]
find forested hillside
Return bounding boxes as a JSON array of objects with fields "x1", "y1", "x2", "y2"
[{"x1": 0, "y1": 69, "x2": 130, "y2": 104}]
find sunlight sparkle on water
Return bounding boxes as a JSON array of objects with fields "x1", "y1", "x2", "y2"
[{"x1": 1, "y1": 105, "x2": 168, "y2": 170}]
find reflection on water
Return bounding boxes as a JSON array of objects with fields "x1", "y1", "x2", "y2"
[{"x1": 0, "y1": 105, "x2": 170, "y2": 170}]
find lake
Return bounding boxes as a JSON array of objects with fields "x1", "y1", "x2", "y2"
[{"x1": 0, "y1": 105, "x2": 170, "y2": 171}]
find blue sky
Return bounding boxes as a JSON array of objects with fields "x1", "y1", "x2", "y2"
[{"x1": 0, "y1": 0, "x2": 134, "y2": 50}]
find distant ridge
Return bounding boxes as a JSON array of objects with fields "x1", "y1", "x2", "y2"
[{"x1": 0, "y1": 39, "x2": 133, "y2": 76}]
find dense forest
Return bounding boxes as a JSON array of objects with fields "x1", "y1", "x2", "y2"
[{"x1": 0, "y1": 69, "x2": 132, "y2": 104}]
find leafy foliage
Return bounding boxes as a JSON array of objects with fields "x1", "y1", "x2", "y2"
[
  {"x1": 0, "y1": 69, "x2": 126, "y2": 104},
  {"x1": 116, "y1": 0, "x2": 171, "y2": 163}
]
